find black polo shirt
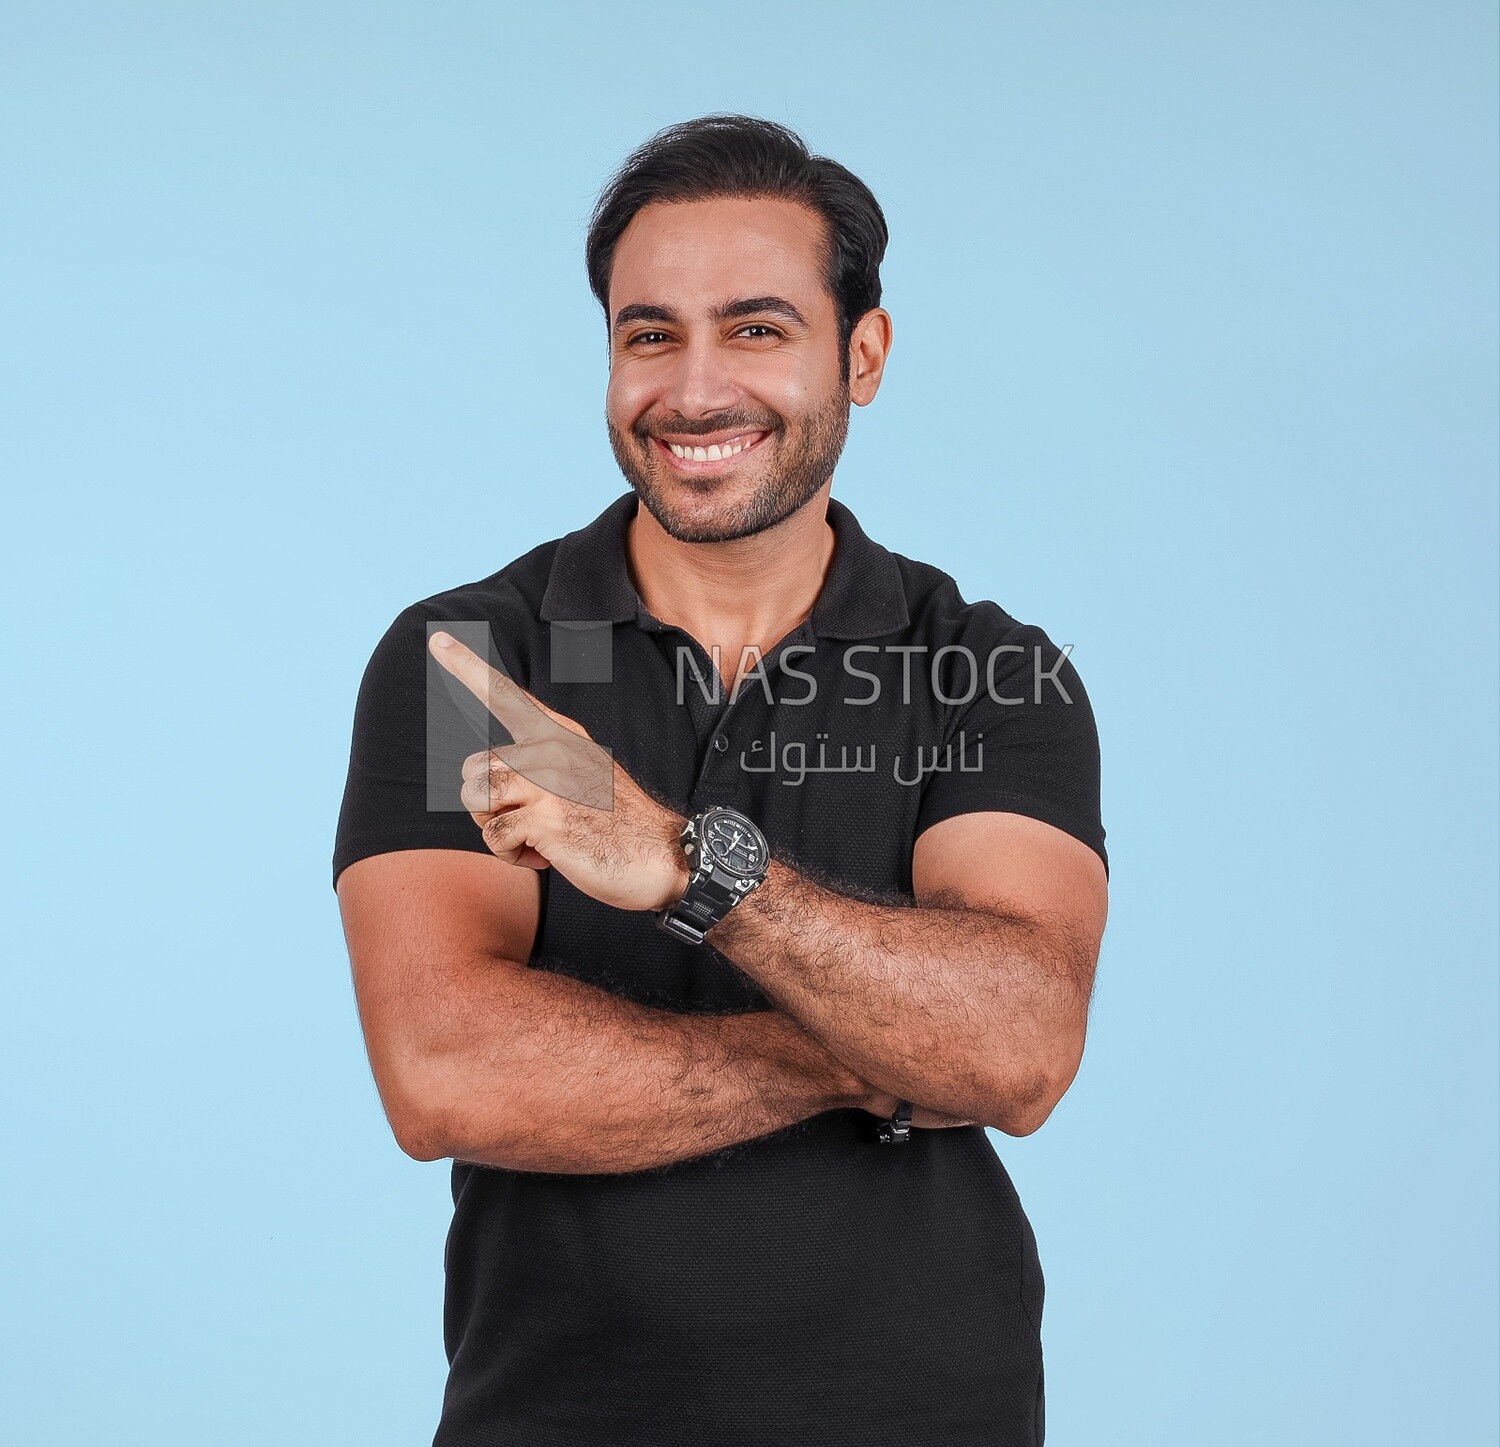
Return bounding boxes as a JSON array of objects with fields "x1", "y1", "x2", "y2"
[{"x1": 333, "y1": 492, "x2": 1107, "y2": 1447}]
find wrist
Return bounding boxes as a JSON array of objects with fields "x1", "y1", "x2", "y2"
[
  {"x1": 657, "y1": 849, "x2": 691, "y2": 913},
  {"x1": 704, "y1": 856, "x2": 787, "y2": 948},
  {"x1": 651, "y1": 812, "x2": 692, "y2": 912}
]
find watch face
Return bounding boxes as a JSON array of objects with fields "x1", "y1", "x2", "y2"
[{"x1": 703, "y1": 812, "x2": 764, "y2": 876}]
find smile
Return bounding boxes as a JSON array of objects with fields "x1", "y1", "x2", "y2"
[{"x1": 652, "y1": 430, "x2": 770, "y2": 471}]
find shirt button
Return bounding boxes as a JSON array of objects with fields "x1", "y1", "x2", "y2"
[{"x1": 713, "y1": 734, "x2": 729, "y2": 753}]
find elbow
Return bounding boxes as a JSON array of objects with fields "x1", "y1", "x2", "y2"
[
  {"x1": 982, "y1": 1076, "x2": 1054, "y2": 1136},
  {"x1": 392, "y1": 1110, "x2": 451, "y2": 1163},
  {"x1": 387, "y1": 1090, "x2": 453, "y2": 1162},
  {"x1": 379, "y1": 1055, "x2": 461, "y2": 1163},
  {"x1": 989, "y1": 1094, "x2": 1057, "y2": 1138},
  {"x1": 385, "y1": 1048, "x2": 546, "y2": 1168},
  {"x1": 984, "y1": 1037, "x2": 1085, "y2": 1138}
]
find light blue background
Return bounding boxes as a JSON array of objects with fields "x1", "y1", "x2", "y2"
[{"x1": 3, "y1": 4, "x2": 1495, "y2": 1443}]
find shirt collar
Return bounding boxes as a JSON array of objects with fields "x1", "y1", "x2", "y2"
[{"x1": 538, "y1": 491, "x2": 910, "y2": 640}]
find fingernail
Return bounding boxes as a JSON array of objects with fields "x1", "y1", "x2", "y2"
[{"x1": 432, "y1": 632, "x2": 453, "y2": 648}]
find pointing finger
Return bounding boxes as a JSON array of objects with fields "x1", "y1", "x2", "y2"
[{"x1": 428, "y1": 630, "x2": 585, "y2": 744}]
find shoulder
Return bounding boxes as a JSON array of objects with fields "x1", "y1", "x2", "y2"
[
  {"x1": 883, "y1": 548, "x2": 1107, "y2": 876},
  {"x1": 366, "y1": 534, "x2": 564, "y2": 684},
  {"x1": 405, "y1": 534, "x2": 559, "y2": 631},
  {"x1": 887, "y1": 549, "x2": 1070, "y2": 664}
]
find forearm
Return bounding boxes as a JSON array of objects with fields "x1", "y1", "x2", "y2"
[
  {"x1": 711, "y1": 862, "x2": 1087, "y2": 1130},
  {"x1": 415, "y1": 960, "x2": 868, "y2": 1175}
]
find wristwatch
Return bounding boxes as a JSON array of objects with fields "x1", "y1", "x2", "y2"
[{"x1": 657, "y1": 805, "x2": 771, "y2": 944}]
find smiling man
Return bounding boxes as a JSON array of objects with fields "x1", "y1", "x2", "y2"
[{"x1": 334, "y1": 115, "x2": 1108, "y2": 1447}]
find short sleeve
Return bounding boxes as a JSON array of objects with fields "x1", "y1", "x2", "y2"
[
  {"x1": 331, "y1": 604, "x2": 523, "y2": 889},
  {"x1": 914, "y1": 614, "x2": 1108, "y2": 878}
]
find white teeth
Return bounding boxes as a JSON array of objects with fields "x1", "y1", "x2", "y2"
[{"x1": 664, "y1": 434, "x2": 758, "y2": 462}]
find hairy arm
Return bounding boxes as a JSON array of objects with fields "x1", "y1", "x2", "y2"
[
  {"x1": 337, "y1": 849, "x2": 968, "y2": 1176},
  {"x1": 709, "y1": 811, "x2": 1110, "y2": 1135}
]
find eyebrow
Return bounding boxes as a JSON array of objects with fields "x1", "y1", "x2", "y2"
[
  {"x1": 611, "y1": 295, "x2": 809, "y2": 333},
  {"x1": 717, "y1": 296, "x2": 809, "y2": 327}
]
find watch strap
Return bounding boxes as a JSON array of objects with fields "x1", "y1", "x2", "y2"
[
  {"x1": 875, "y1": 1099, "x2": 914, "y2": 1145},
  {"x1": 658, "y1": 869, "x2": 742, "y2": 944}
]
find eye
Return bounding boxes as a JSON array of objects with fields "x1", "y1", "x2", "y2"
[
  {"x1": 629, "y1": 330, "x2": 670, "y2": 347},
  {"x1": 736, "y1": 324, "x2": 781, "y2": 339}
]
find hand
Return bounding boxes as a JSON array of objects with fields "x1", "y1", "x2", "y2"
[{"x1": 429, "y1": 630, "x2": 690, "y2": 913}]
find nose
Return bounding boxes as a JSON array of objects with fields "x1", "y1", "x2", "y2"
[{"x1": 657, "y1": 332, "x2": 741, "y2": 421}]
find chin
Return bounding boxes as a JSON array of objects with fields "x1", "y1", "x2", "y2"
[
  {"x1": 638, "y1": 484, "x2": 763, "y2": 544},
  {"x1": 636, "y1": 473, "x2": 817, "y2": 544}
]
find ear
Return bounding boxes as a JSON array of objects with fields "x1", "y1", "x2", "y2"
[{"x1": 847, "y1": 308, "x2": 893, "y2": 407}]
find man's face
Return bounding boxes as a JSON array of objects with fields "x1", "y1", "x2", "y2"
[{"x1": 604, "y1": 195, "x2": 851, "y2": 544}]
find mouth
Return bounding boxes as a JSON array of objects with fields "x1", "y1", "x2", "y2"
[{"x1": 649, "y1": 429, "x2": 772, "y2": 474}]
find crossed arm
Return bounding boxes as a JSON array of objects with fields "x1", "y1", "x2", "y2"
[
  {"x1": 337, "y1": 815, "x2": 1106, "y2": 1176},
  {"x1": 710, "y1": 810, "x2": 1108, "y2": 1133},
  {"x1": 339, "y1": 848, "x2": 885, "y2": 1175},
  {"x1": 335, "y1": 633, "x2": 1108, "y2": 1174}
]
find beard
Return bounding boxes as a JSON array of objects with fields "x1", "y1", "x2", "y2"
[{"x1": 606, "y1": 383, "x2": 851, "y2": 544}]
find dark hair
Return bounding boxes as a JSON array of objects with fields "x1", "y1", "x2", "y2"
[{"x1": 586, "y1": 114, "x2": 888, "y2": 374}]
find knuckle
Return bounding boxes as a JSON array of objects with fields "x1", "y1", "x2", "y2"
[
  {"x1": 481, "y1": 810, "x2": 525, "y2": 852},
  {"x1": 496, "y1": 741, "x2": 533, "y2": 769},
  {"x1": 463, "y1": 766, "x2": 509, "y2": 811},
  {"x1": 463, "y1": 748, "x2": 505, "y2": 782}
]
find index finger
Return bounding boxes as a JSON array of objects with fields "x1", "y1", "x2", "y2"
[{"x1": 428, "y1": 629, "x2": 559, "y2": 746}]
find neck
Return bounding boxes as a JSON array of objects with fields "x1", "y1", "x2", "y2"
[{"x1": 625, "y1": 484, "x2": 836, "y2": 688}]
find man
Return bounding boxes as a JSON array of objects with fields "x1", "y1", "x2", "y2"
[{"x1": 334, "y1": 114, "x2": 1108, "y2": 1447}]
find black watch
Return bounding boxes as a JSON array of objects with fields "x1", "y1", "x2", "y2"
[{"x1": 657, "y1": 806, "x2": 770, "y2": 944}]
